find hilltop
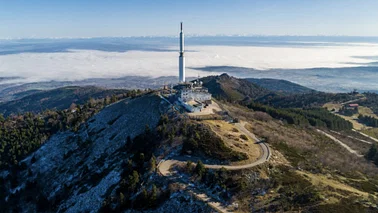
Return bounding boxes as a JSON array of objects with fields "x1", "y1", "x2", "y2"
[{"x1": 200, "y1": 73, "x2": 271, "y2": 101}]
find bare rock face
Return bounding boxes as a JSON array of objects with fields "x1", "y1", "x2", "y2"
[
  {"x1": 132, "y1": 192, "x2": 215, "y2": 213},
  {"x1": 4, "y1": 94, "x2": 168, "y2": 212}
]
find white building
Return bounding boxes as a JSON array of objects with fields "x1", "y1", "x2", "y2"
[
  {"x1": 180, "y1": 87, "x2": 212, "y2": 102},
  {"x1": 178, "y1": 83, "x2": 212, "y2": 113}
]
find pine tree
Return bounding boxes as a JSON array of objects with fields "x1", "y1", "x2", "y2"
[
  {"x1": 149, "y1": 155, "x2": 157, "y2": 172},
  {"x1": 150, "y1": 184, "x2": 157, "y2": 207},
  {"x1": 366, "y1": 144, "x2": 377, "y2": 160},
  {"x1": 195, "y1": 160, "x2": 205, "y2": 177}
]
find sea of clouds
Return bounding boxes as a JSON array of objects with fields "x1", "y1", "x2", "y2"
[{"x1": 0, "y1": 37, "x2": 378, "y2": 92}]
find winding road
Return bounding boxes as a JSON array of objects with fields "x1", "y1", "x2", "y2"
[
  {"x1": 157, "y1": 122, "x2": 271, "y2": 213},
  {"x1": 158, "y1": 122, "x2": 271, "y2": 175}
]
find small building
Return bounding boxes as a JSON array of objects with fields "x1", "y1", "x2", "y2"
[{"x1": 346, "y1": 103, "x2": 359, "y2": 110}]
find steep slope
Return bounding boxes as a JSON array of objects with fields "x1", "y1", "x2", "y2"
[
  {"x1": 200, "y1": 73, "x2": 271, "y2": 101},
  {"x1": 246, "y1": 78, "x2": 316, "y2": 94},
  {"x1": 0, "y1": 86, "x2": 129, "y2": 116},
  {"x1": 1, "y1": 94, "x2": 168, "y2": 212}
]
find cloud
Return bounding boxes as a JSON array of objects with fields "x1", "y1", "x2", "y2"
[{"x1": 0, "y1": 43, "x2": 377, "y2": 92}]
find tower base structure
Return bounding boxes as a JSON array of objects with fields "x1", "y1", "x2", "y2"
[{"x1": 179, "y1": 56, "x2": 185, "y2": 83}]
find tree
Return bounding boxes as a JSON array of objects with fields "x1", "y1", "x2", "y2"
[
  {"x1": 150, "y1": 184, "x2": 157, "y2": 207},
  {"x1": 139, "y1": 153, "x2": 145, "y2": 167},
  {"x1": 110, "y1": 95, "x2": 118, "y2": 103},
  {"x1": 119, "y1": 192, "x2": 125, "y2": 205},
  {"x1": 149, "y1": 155, "x2": 156, "y2": 172},
  {"x1": 186, "y1": 161, "x2": 193, "y2": 172},
  {"x1": 128, "y1": 170, "x2": 140, "y2": 192},
  {"x1": 195, "y1": 160, "x2": 206, "y2": 177},
  {"x1": 366, "y1": 144, "x2": 377, "y2": 160},
  {"x1": 142, "y1": 188, "x2": 148, "y2": 200}
]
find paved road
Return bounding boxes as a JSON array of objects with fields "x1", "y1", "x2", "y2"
[
  {"x1": 158, "y1": 122, "x2": 271, "y2": 213},
  {"x1": 159, "y1": 122, "x2": 271, "y2": 175},
  {"x1": 317, "y1": 129, "x2": 363, "y2": 157},
  {"x1": 340, "y1": 97, "x2": 366, "y2": 105}
]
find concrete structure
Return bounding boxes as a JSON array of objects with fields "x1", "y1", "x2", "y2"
[
  {"x1": 177, "y1": 81, "x2": 212, "y2": 113},
  {"x1": 179, "y1": 22, "x2": 185, "y2": 83},
  {"x1": 174, "y1": 22, "x2": 212, "y2": 113},
  {"x1": 180, "y1": 86, "x2": 211, "y2": 102}
]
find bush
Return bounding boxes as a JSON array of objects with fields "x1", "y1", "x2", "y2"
[{"x1": 240, "y1": 134, "x2": 248, "y2": 141}]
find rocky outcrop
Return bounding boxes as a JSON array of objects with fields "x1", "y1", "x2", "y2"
[{"x1": 3, "y1": 94, "x2": 168, "y2": 212}]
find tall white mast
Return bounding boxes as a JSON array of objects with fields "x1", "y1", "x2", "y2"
[{"x1": 179, "y1": 22, "x2": 185, "y2": 83}]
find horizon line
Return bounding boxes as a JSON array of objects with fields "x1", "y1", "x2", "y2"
[{"x1": 2, "y1": 34, "x2": 378, "y2": 41}]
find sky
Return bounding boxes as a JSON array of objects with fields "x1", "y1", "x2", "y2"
[{"x1": 1, "y1": 0, "x2": 378, "y2": 38}]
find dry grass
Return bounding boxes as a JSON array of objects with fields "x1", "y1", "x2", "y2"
[
  {"x1": 323, "y1": 103, "x2": 342, "y2": 111},
  {"x1": 216, "y1": 102, "x2": 378, "y2": 211},
  {"x1": 358, "y1": 106, "x2": 378, "y2": 119},
  {"x1": 204, "y1": 120, "x2": 261, "y2": 165},
  {"x1": 298, "y1": 171, "x2": 369, "y2": 197},
  {"x1": 326, "y1": 131, "x2": 370, "y2": 155},
  {"x1": 362, "y1": 128, "x2": 378, "y2": 140},
  {"x1": 227, "y1": 106, "x2": 378, "y2": 176}
]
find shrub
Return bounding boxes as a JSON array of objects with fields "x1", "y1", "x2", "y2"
[{"x1": 240, "y1": 134, "x2": 248, "y2": 141}]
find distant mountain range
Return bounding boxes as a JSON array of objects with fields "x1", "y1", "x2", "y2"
[{"x1": 0, "y1": 75, "x2": 320, "y2": 116}]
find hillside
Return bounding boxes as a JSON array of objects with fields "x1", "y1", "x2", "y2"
[
  {"x1": 0, "y1": 86, "x2": 130, "y2": 116},
  {"x1": 1, "y1": 94, "x2": 174, "y2": 212},
  {"x1": 200, "y1": 73, "x2": 271, "y2": 101},
  {"x1": 1, "y1": 74, "x2": 378, "y2": 212},
  {"x1": 246, "y1": 78, "x2": 316, "y2": 94}
]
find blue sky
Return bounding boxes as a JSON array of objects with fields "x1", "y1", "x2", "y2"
[{"x1": 1, "y1": 0, "x2": 378, "y2": 38}]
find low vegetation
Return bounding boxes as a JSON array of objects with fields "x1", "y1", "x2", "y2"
[
  {"x1": 245, "y1": 102, "x2": 353, "y2": 130},
  {"x1": 100, "y1": 126, "x2": 171, "y2": 212},
  {"x1": 0, "y1": 90, "x2": 143, "y2": 169},
  {"x1": 200, "y1": 74, "x2": 270, "y2": 102},
  {"x1": 358, "y1": 92, "x2": 378, "y2": 115},
  {"x1": 0, "y1": 86, "x2": 135, "y2": 116},
  {"x1": 257, "y1": 92, "x2": 357, "y2": 108},
  {"x1": 358, "y1": 114, "x2": 378, "y2": 127}
]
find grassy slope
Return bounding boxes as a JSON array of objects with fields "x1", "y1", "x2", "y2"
[
  {"x1": 200, "y1": 74, "x2": 271, "y2": 102},
  {"x1": 220, "y1": 102, "x2": 378, "y2": 212}
]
